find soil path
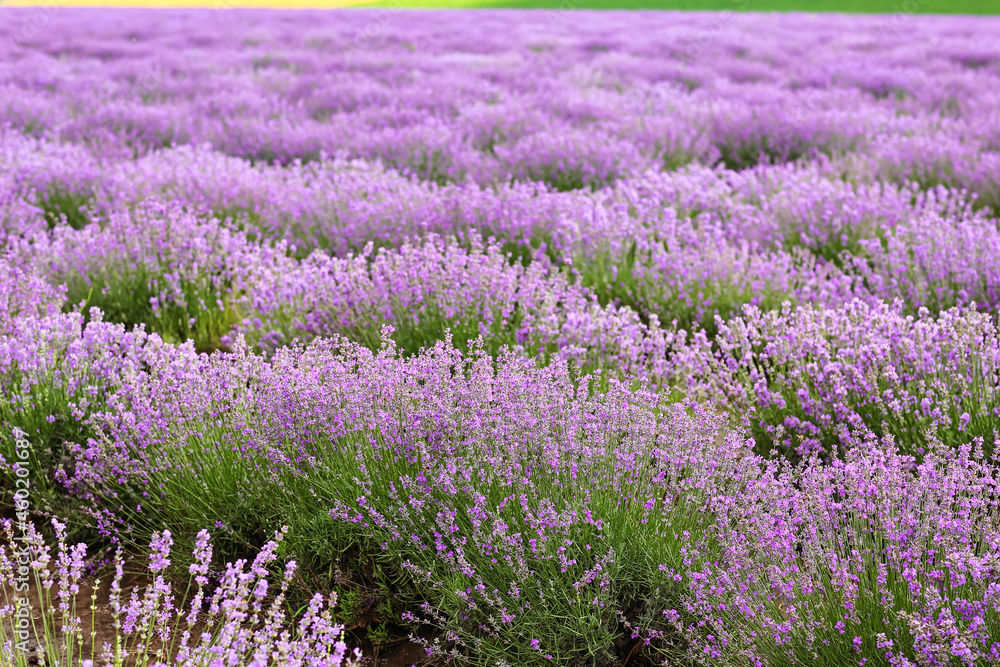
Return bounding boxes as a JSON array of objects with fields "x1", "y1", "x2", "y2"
[{"x1": 3, "y1": 570, "x2": 431, "y2": 666}]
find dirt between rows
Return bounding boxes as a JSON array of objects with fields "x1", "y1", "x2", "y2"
[
  {"x1": 2, "y1": 567, "x2": 160, "y2": 665},
  {"x1": 1, "y1": 569, "x2": 430, "y2": 667}
]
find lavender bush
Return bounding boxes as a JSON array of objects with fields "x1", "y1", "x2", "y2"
[{"x1": 670, "y1": 299, "x2": 1000, "y2": 460}]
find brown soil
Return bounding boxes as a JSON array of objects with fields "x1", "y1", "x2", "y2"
[
  {"x1": 358, "y1": 638, "x2": 432, "y2": 667},
  {"x1": 2, "y1": 567, "x2": 436, "y2": 667},
  {"x1": 2, "y1": 567, "x2": 157, "y2": 665}
]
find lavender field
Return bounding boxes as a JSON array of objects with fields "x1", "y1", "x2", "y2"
[{"x1": 2, "y1": 8, "x2": 1000, "y2": 667}]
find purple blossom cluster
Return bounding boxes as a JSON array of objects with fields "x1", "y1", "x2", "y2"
[
  {"x1": 669, "y1": 299, "x2": 1000, "y2": 459},
  {"x1": 0, "y1": 259, "x2": 63, "y2": 334},
  {"x1": 1, "y1": 8, "x2": 1000, "y2": 666},
  {"x1": 230, "y1": 234, "x2": 671, "y2": 383}
]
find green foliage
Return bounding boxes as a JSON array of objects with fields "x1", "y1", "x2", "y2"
[
  {"x1": 39, "y1": 188, "x2": 94, "y2": 231},
  {"x1": 0, "y1": 357, "x2": 112, "y2": 549},
  {"x1": 63, "y1": 267, "x2": 243, "y2": 353},
  {"x1": 722, "y1": 329, "x2": 1000, "y2": 464},
  {"x1": 386, "y1": 146, "x2": 458, "y2": 187},
  {"x1": 576, "y1": 241, "x2": 808, "y2": 338}
]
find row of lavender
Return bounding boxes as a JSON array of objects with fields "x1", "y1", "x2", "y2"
[
  {"x1": 5, "y1": 132, "x2": 1000, "y2": 458},
  {"x1": 2, "y1": 10, "x2": 1000, "y2": 204},
  {"x1": 1, "y1": 9, "x2": 1000, "y2": 667},
  {"x1": 4, "y1": 304, "x2": 998, "y2": 665}
]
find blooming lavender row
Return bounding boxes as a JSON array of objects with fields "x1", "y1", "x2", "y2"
[
  {"x1": 228, "y1": 234, "x2": 673, "y2": 385},
  {"x1": 54, "y1": 334, "x2": 999, "y2": 665},
  {"x1": 4, "y1": 160, "x2": 1000, "y2": 463},
  {"x1": 3, "y1": 200, "x2": 674, "y2": 381},
  {"x1": 3, "y1": 152, "x2": 998, "y2": 370},
  {"x1": 1, "y1": 11, "x2": 999, "y2": 202}
]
